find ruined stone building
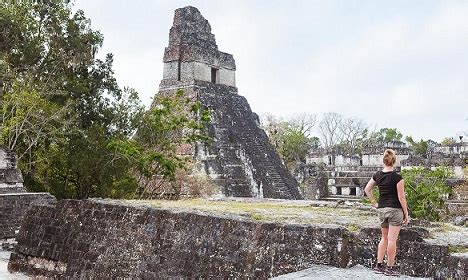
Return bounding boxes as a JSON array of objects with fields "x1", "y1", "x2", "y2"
[
  {"x1": 301, "y1": 141, "x2": 410, "y2": 198},
  {"x1": 157, "y1": 7, "x2": 301, "y2": 199},
  {"x1": 0, "y1": 148, "x2": 55, "y2": 248},
  {"x1": 0, "y1": 148, "x2": 26, "y2": 194},
  {"x1": 301, "y1": 140, "x2": 467, "y2": 199}
]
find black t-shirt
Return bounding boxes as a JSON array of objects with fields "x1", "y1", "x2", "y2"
[{"x1": 372, "y1": 171, "x2": 403, "y2": 209}]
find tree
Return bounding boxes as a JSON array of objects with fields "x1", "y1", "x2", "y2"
[
  {"x1": 401, "y1": 166, "x2": 453, "y2": 221},
  {"x1": 406, "y1": 136, "x2": 428, "y2": 157},
  {"x1": 338, "y1": 117, "x2": 369, "y2": 155},
  {"x1": 261, "y1": 113, "x2": 318, "y2": 166},
  {"x1": 318, "y1": 112, "x2": 343, "y2": 153},
  {"x1": 109, "y1": 90, "x2": 211, "y2": 198},
  {"x1": 441, "y1": 137, "x2": 456, "y2": 146},
  {"x1": 0, "y1": 1, "x2": 210, "y2": 199},
  {"x1": 376, "y1": 128, "x2": 403, "y2": 143},
  {"x1": 0, "y1": 86, "x2": 72, "y2": 161},
  {"x1": 288, "y1": 113, "x2": 317, "y2": 138}
]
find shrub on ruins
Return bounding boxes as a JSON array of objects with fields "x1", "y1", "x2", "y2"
[
  {"x1": 261, "y1": 113, "x2": 318, "y2": 167},
  {"x1": 405, "y1": 136, "x2": 428, "y2": 157},
  {"x1": 441, "y1": 137, "x2": 456, "y2": 146},
  {"x1": 108, "y1": 90, "x2": 211, "y2": 199},
  {"x1": 401, "y1": 166, "x2": 453, "y2": 221}
]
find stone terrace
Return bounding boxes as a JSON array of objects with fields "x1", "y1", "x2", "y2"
[{"x1": 8, "y1": 198, "x2": 467, "y2": 278}]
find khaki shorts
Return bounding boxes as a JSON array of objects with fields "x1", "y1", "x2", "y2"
[{"x1": 377, "y1": 207, "x2": 404, "y2": 228}]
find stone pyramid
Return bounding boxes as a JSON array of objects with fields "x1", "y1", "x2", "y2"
[{"x1": 158, "y1": 6, "x2": 302, "y2": 199}]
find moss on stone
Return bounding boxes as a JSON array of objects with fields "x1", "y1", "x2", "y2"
[{"x1": 448, "y1": 245, "x2": 468, "y2": 254}]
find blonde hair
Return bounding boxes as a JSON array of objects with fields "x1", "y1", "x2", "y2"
[{"x1": 383, "y1": 149, "x2": 396, "y2": 166}]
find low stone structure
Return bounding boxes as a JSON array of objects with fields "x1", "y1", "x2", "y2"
[
  {"x1": 0, "y1": 193, "x2": 56, "y2": 248},
  {"x1": 8, "y1": 199, "x2": 467, "y2": 278},
  {"x1": 0, "y1": 149, "x2": 26, "y2": 194},
  {"x1": 0, "y1": 148, "x2": 57, "y2": 249},
  {"x1": 294, "y1": 163, "x2": 329, "y2": 199},
  {"x1": 156, "y1": 7, "x2": 301, "y2": 199}
]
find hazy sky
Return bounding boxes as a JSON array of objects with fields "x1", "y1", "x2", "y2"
[{"x1": 73, "y1": 0, "x2": 467, "y2": 142}]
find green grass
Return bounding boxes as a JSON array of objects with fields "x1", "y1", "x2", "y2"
[
  {"x1": 448, "y1": 245, "x2": 468, "y2": 254},
  {"x1": 346, "y1": 224, "x2": 361, "y2": 232}
]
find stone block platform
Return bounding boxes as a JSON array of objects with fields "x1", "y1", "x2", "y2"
[{"x1": 8, "y1": 198, "x2": 467, "y2": 278}]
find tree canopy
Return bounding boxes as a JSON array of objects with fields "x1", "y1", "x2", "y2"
[{"x1": 0, "y1": 1, "x2": 210, "y2": 199}]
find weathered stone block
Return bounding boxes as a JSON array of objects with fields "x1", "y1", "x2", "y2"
[{"x1": 0, "y1": 193, "x2": 56, "y2": 242}]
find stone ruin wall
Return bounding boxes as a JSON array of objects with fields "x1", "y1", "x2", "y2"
[
  {"x1": 157, "y1": 6, "x2": 301, "y2": 200},
  {"x1": 0, "y1": 148, "x2": 26, "y2": 194},
  {"x1": 8, "y1": 199, "x2": 467, "y2": 278},
  {"x1": 301, "y1": 141, "x2": 466, "y2": 199},
  {"x1": 0, "y1": 193, "x2": 56, "y2": 250},
  {"x1": 0, "y1": 148, "x2": 57, "y2": 249}
]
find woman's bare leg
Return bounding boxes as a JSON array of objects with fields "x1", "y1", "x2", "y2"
[
  {"x1": 377, "y1": 227, "x2": 388, "y2": 263},
  {"x1": 387, "y1": 225, "x2": 401, "y2": 266}
]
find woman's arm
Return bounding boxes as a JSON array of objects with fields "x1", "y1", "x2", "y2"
[
  {"x1": 364, "y1": 178, "x2": 378, "y2": 207},
  {"x1": 397, "y1": 179, "x2": 409, "y2": 224}
]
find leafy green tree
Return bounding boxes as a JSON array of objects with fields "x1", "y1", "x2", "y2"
[
  {"x1": 401, "y1": 166, "x2": 453, "y2": 221},
  {"x1": 109, "y1": 90, "x2": 211, "y2": 198},
  {"x1": 441, "y1": 137, "x2": 456, "y2": 146},
  {"x1": 280, "y1": 129, "x2": 311, "y2": 163},
  {"x1": 1, "y1": 1, "x2": 210, "y2": 199},
  {"x1": 377, "y1": 128, "x2": 403, "y2": 143},
  {"x1": 262, "y1": 113, "x2": 318, "y2": 166},
  {"x1": 406, "y1": 136, "x2": 428, "y2": 157},
  {"x1": 0, "y1": 86, "x2": 72, "y2": 160}
]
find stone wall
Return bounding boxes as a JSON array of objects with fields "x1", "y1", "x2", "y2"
[
  {"x1": 0, "y1": 148, "x2": 26, "y2": 194},
  {"x1": 163, "y1": 61, "x2": 236, "y2": 87},
  {"x1": 8, "y1": 200, "x2": 467, "y2": 278},
  {"x1": 0, "y1": 193, "x2": 56, "y2": 240}
]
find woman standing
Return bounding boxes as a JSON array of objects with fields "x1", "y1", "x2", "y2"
[{"x1": 364, "y1": 149, "x2": 409, "y2": 276}]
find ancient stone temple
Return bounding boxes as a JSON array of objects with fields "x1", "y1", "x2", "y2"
[
  {"x1": 158, "y1": 6, "x2": 301, "y2": 199},
  {"x1": 0, "y1": 148, "x2": 26, "y2": 194}
]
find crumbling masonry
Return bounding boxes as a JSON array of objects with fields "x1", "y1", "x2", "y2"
[{"x1": 158, "y1": 7, "x2": 301, "y2": 199}]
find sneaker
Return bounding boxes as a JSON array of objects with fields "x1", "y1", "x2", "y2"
[
  {"x1": 374, "y1": 263, "x2": 386, "y2": 274},
  {"x1": 384, "y1": 266, "x2": 400, "y2": 277}
]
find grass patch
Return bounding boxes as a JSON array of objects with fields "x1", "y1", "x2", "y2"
[
  {"x1": 346, "y1": 224, "x2": 361, "y2": 232},
  {"x1": 123, "y1": 198, "x2": 379, "y2": 227},
  {"x1": 249, "y1": 213, "x2": 267, "y2": 221},
  {"x1": 431, "y1": 222, "x2": 458, "y2": 233},
  {"x1": 448, "y1": 245, "x2": 468, "y2": 254}
]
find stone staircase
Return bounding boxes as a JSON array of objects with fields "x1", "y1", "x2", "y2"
[
  {"x1": 196, "y1": 82, "x2": 301, "y2": 199},
  {"x1": 325, "y1": 166, "x2": 381, "y2": 196}
]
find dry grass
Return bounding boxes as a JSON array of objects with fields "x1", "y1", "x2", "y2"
[{"x1": 125, "y1": 198, "x2": 377, "y2": 227}]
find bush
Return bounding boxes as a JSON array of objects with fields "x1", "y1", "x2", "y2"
[{"x1": 401, "y1": 166, "x2": 453, "y2": 221}]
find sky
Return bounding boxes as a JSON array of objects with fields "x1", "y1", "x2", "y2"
[{"x1": 73, "y1": 0, "x2": 468, "y2": 142}]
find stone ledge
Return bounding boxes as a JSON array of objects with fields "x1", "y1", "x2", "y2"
[{"x1": 8, "y1": 199, "x2": 467, "y2": 278}]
